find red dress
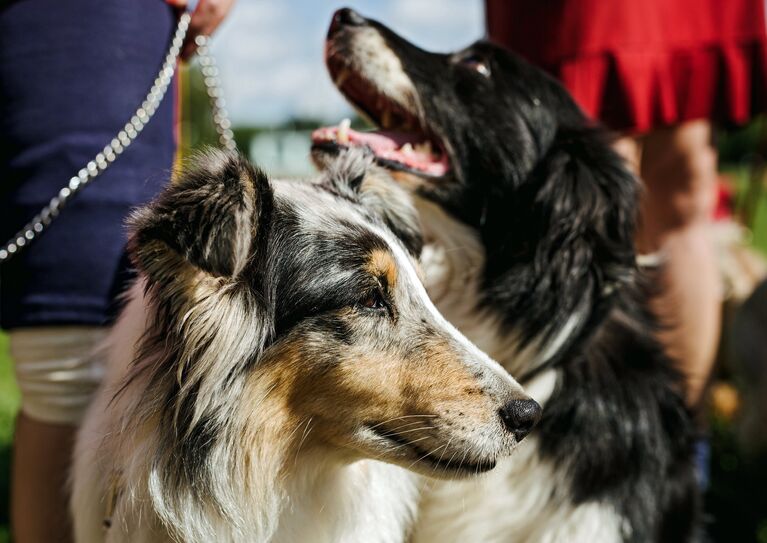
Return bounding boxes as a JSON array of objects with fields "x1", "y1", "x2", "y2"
[{"x1": 486, "y1": 0, "x2": 767, "y2": 133}]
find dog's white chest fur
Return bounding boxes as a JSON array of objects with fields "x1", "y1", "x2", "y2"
[
  {"x1": 413, "y1": 199, "x2": 626, "y2": 542},
  {"x1": 413, "y1": 436, "x2": 625, "y2": 543},
  {"x1": 272, "y1": 459, "x2": 419, "y2": 543}
]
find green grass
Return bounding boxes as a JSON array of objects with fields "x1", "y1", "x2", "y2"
[
  {"x1": 722, "y1": 164, "x2": 767, "y2": 256},
  {"x1": 0, "y1": 332, "x2": 19, "y2": 543},
  {"x1": 747, "y1": 187, "x2": 767, "y2": 255}
]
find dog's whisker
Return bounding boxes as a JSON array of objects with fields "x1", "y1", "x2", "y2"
[
  {"x1": 380, "y1": 426, "x2": 435, "y2": 437},
  {"x1": 380, "y1": 425, "x2": 435, "y2": 436},
  {"x1": 400, "y1": 435, "x2": 432, "y2": 445},
  {"x1": 444, "y1": 447, "x2": 461, "y2": 476},
  {"x1": 366, "y1": 414, "x2": 438, "y2": 430},
  {"x1": 405, "y1": 443, "x2": 447, "y2": 472},
  {"x1": 458, "y1": 448, "x2": 469, "y2": 475},
  {"x1": 377, "y1": 421, "x2": 435, "y2": 435},
  {"x1": 438, "y1": 447, "x2": 456, "y2": 477},
  {"x1": 437, "y1": 436, "x2": 454, "y2": 473}
]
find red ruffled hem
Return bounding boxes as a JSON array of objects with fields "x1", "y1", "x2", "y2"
[
  {"x1": 540, "y1": 40, "x2": 767, "y2": 133},
  {"x1": 486, "y1": 0, "x2": 767, "y2": 133}
]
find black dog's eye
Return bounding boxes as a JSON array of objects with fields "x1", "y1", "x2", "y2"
[
  {"x1": 458, "y1": 54, "x2": 490, "y2": 77},
  {"x1": 359, "y1": 289, "x2": 387, "y2": 311}
]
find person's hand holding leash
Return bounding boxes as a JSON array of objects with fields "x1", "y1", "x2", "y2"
[{"x1": 167, "y1": 0, "x2": 236, "y2": 58}]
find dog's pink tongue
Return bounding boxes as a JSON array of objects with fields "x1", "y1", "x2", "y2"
[
  {"x1": 312, "y1": 126, "x2": 449, "y2": 176},
  {"x1": 312, "y1": 126, "x2": 416, "y2": 150}
]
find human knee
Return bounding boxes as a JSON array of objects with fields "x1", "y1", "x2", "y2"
[{"x1": 9, "y1": 327, "x2": 106, "y2": 425}]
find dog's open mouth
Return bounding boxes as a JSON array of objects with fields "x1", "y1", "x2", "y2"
[
  {"x1": 312, "y1": 57, "x2": 450, "y2": 178},
  {"x1": 370, "y1": 424, "x2": 496, "y2": 474}
]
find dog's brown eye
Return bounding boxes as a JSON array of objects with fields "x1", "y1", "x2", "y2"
[
  {"x1": 458, "y1": 54, "x2": 490, "y2": 77},
  {"x1": 360, "y1": 290, "x2": 387, "y2": 311}
]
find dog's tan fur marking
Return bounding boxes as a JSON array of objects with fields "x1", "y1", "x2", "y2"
[
  {"x1": 253, "y1": 319, "x2": 500, "y2": 467},
  {"x1": 401, "y1": 339, "x2": 495, "y2": 424},
  {"x1": 367, "y1": 249, "x2": 398, "y2": 289}
]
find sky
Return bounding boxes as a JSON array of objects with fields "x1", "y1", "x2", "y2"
[{"x1": 209, "y1": 0, "x2": 485, "y2": 125}]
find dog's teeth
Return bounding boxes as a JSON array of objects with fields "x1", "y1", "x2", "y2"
[
  {"x1": 401, "y1": 143, "x2": 413, "y2": 154},
  {"x1": 381, "y1": 108, "x2": 392, "y2": 129},
  {"x1": 338, "y1": 118, "x2": 351, "y2": 144},
  {"x1": 334, "y1": 68, "x2": 350, "y2": 87},
  {"x1": 414, "y1": 141, "x2": 432, "y2": 155}
]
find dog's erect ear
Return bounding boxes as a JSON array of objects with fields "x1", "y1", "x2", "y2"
[
  {"x1": 130, "y1": 149, "x2": 273, "y2": 280},
  {"x1": 325, "y1": 149, "x2": 423, "y2": 255}
]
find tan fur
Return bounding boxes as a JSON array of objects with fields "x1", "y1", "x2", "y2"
[
  {"x1": 256, "y1": 314, "x2": 503, "y2": 470},
  {"x1": 367, "y1": 249, "x2": 399, "y2": 290}
]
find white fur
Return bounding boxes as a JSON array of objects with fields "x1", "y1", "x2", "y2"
[
  {"x1": 336, "y1": 26, "x2": 425, "y2": 126},
  {"x1": 413, "y1": 441, "x2": 626, "y2": 543}
]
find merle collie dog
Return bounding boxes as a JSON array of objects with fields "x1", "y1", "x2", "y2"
[
  {"x1": 70, "y1": 149, "x2": 540, "y2": 543},
  {"x1": 312, "y1": 8, "x2": 702, "y2": 542}
]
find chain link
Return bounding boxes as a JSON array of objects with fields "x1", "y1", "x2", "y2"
[
  {"x1": 194, "y1": 35, "x2": 237, "y2": 152},
  {"x1": 0, "y1": 13, "x2": 234, "y2": 263}
]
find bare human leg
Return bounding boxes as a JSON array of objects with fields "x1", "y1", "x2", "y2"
[
  {"x1": 9, "y1": 327, "x2": 105, "y2": 543},
  {"x1": 615, "y1": 119, "x2": 722, "y2": 408},
  {"x1": 11, "y1": 414, "x2": 75, "y2": 543}
]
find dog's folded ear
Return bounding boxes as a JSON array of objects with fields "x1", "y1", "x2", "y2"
[
  {"x1": 129, "y1": 149, "x2": 272, "y2": 280},
  {"x1": 325, "y1": 149, "x2": 423, "y2": 255}
]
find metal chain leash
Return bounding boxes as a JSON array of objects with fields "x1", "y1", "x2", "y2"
[
  {"x1": 0, "y1": 12, "x2": 234, "y2": 263},
  {"x1": 194, "y1": 34, "x2": 237, "y2": 152}
]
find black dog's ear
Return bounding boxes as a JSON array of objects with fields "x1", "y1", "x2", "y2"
[
  {"x1": 129, "y1": 149, "x2": 272, "y2": 280},
  {"x1": 484, "y1": 126, "x2": 639, "y2": 345},
  {"x1": 325, "y1": 149, "x2": 424, "y2": 255},
  {"x1": 527, "y1": 126, "x2": 638, "y2": 303}
]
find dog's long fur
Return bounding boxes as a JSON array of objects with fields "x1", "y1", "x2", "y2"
[
  {"x1": 71, "y1": 149, "x2": 539, "y2": 543},
  {"x1": 315, "y1": 10, "x2": 702, "y2": 542}
]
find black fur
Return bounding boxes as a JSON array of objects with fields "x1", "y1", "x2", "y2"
[{"x1": 323, "y1": 11, "x2": 702, "y2": 542}]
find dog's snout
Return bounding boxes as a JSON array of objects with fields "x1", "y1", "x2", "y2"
[
  {"x1": 331, "y1": 8, "x2": 367, "y2": 32},
  {"x1": 499, "y1": 399, "x2": 542, "y2": 441}
]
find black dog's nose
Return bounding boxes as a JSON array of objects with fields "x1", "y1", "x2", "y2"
[
  {"x1": 499, "y1": 399, "x2": 542, "y2": 441},
  {"x1": 333, "y1": 7, "x2": 367, "y2": 28}
]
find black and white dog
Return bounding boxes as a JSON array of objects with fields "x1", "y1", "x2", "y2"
[{"x1": 313, "y1": 9, "x2": 701, "y2": 542}]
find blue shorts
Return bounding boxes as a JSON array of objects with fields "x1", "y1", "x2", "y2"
[{"x1": 0, "y1": 0, "x2": 177, "y2": 328}]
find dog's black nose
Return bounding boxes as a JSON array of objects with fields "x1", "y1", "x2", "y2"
[
  {"x1": 499, "y1": 399, "x2": 542, "y2": 441},
  {"x1": 333, "y1": 8, "x2": 367, "y2": 28}
]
